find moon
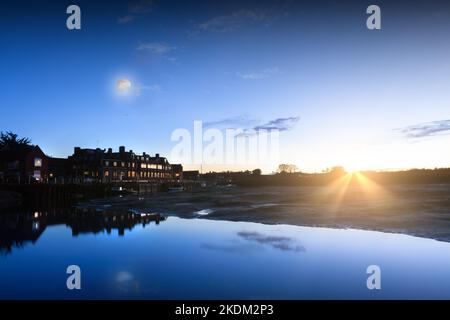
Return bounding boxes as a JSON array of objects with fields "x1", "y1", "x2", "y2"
[{"x1": 116, "y1": 78, "x2": 132, "y2": 93}]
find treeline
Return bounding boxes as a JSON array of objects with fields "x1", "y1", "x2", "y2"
[{"x1": 231, "y1": 168, "x2": 450, "y2": 187}]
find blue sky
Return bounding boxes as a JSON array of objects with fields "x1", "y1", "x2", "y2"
[{"x1": 1, "y1": 0, "x2": 450, "y2": 172}]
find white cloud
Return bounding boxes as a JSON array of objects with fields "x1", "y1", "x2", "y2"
[
  {"x1": 129, "y1": 0, "x2": 153, "y2": 14},
  {"x1": 137, "y1": 42, "x2": 176, "y2": 55},
  {"x1": 237, "y1": 67, "x2": 280, "y2": 80},
  {"x1": 138, "y1": 84, "x2": 162, "y2": 93},
  {"x1": 204, "y1": 115, "x2": 299, "y2": 138},
  {"x1": 118, "y1": 15, "x2": 135, "y2": 24},
  {"x1": 118, "y1": 0, "x2": 153, "y2": 24},
  {"x1": 192, "y1": 8, "x2": 288, "y2": 35}
]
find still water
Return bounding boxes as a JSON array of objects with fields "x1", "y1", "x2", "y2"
[{"x1": 1, "y1": 206, "x2": 450, "y2": 299}]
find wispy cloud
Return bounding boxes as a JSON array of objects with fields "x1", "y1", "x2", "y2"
[
  {"x1": 198, "y1": 9, "x2": 269, "y2": 32},
  {"x1": 136, "y1": 84, "x2": 161, "y2": 95},
  {"x1": 237, "y1": 67, "x2": 280, "y2": 80},
  {"x1": 204, "y1": 116, "x2": 299, "y2": 137},
  {"x1": 254, "y1": 117, "x2": 299, "y2": 131},
  {"x1": 191, "y1": 8, "x2": 287, "y2": 35},
  {"x1": 204, "y1": 115, "x2": 259, "y2": 129},
  {"x1": 118, "y1": 0, "x2": 153, "y2": 24},
  {"x1": 118, "y1": 15, "x2": 135, "y2": 24},
  {"x1": 236, "y1": 116, "x2": 300, "y2": 137},
  {"x1": 397, "y1": 119, "x2": 450, "y2": 138},
  {"x1": 137, "y1": 42, "x2": 176, "y2": 55}
]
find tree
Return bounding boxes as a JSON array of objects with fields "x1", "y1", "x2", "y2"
[
  {"x1": 278, "y1": 164, "x2": 299, "y2": 174},
  {"x1": 0, "y1": 131, "x2": 32, "y2": 149},
  {"x1": 252, "y1": 169, "x2": 262, "y2": 175},
  {"x1": 326, "y1": 166, "x2": 346, "y2": 176}
]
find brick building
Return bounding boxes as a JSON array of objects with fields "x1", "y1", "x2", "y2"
[
  {"x1": 70, "y1": 146, "x2": 181, "y2": 183},
  {"x1": 0, "y1": 145, "x2": 48, "y2": 183}
]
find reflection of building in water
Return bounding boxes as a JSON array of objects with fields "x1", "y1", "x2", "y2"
[
  {"x1": 0, "y1": 211, "x2": 47, "y2": 255},
  {"x1": 0, "y1": 209, "x2": 165, "y2": 255}
]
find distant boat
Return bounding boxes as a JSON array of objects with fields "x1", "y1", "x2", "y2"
[
  {"x1": 168, "y1": 186, "x2": 184, "y2": 193},
  {"x1": 0, "y1": 191, "x2": 23, "y2": 209}
]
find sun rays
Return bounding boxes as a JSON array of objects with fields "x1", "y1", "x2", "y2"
[{"x1": 324, "y1": 171, "x2": 389, "y2": 213}]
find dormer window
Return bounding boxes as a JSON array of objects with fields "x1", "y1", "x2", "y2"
[{"x1": 34, "y1": 158, "x2": 42, "y2": 167}]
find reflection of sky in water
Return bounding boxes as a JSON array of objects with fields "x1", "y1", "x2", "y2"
[{"x1": 1, "y1": 217, "x2": 450, "y2": 299}]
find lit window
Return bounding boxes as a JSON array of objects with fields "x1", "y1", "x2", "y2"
[
  {"x1": 113, "y1": 162, "x2": 117, "y2": 167},
  {"x1": 105, "y1": 171, "x2": 109, "y2": 177},
  {"x1": 34, "y1": 170, "x2": 41, "y2": 180},
  {"x1": 34, "y1": 158, "x2": 42, "y2": 167}
]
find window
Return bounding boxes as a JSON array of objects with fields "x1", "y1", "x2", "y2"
[
  {"x1": 113, "y1": 162, "x2": 117, "y2": 167},
  {"x1": 33, "y1": 170, "x2": 41, "y2": 180},
  {"x1": 105, "y1": 171, "x2": 109, "y2": 177},
  {"x1": 105, "y1": 161, "x2": 110, "y2": 166},
  {"x1": 121, "y1": 162, "x2": 125, "y2": 167},
  {"x1": 34, "y1": 158, "x2": 42, "y2": 167}
]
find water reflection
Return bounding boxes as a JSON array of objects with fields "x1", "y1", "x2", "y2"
[
  {"x1": 237, "y1": 231, "x2": 306, "y2": 252},
  {"x1": 1, "y1": 216, "x2": 450, "y2": 299},
  {"x1": 0, "y1": 208, "x2": 165, "y2": 255},
  {"x1": 201, "y1": 231, "x2": 306, "y2": 254}
]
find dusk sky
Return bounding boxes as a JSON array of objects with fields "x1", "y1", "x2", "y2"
[{"x1": 2, "y1": 0, "x2": 450, "y2": 172}]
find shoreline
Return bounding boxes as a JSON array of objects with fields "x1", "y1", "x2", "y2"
[{"x1": 68, "y1": 183, "x2": 450, "y2": 243}]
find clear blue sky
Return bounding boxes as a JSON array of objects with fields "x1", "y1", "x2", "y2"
[{"x1": 1, "y1": 0, "x2": 450, "y2": 172}]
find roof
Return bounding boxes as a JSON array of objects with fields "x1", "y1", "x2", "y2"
[{"x1": 0, "y1": 145, "x2": 44, "y2": 162}]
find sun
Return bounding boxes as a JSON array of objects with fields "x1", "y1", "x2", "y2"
[
  {"x1": 343, "y1": 164, "x2": 362, "y2": 174},
  {"x1": 116, "y1": 78, "x2": 132, "y2": 93}
]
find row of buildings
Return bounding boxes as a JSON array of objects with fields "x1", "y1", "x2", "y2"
[{"x1": 0, "y1": 145, "x2": 183, "y2": 184}]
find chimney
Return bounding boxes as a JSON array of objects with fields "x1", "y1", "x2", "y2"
[
  {"x1": 143, "y1": 152, "x2": 146, "y2": 156},
  {"x1": 119, "y1": 146, "x2": 125, "y2": 153},
  {"x1": 74, "y1": 147, "x2": 81, "y2": 154},
  {"x1": 107, "y1": 148, "x2": 112, "y2": 153},
  {"x1": 155, "y1": 153, "x2": 160, "y2": 158}
]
